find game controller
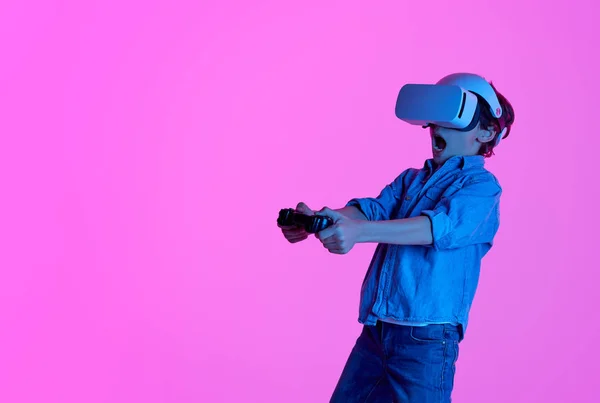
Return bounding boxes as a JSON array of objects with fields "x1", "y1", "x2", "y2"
[{"x1": 277, "y1": 208, "x2": 334, "y2": 233}]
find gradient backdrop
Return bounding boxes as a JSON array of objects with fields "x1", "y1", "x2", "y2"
[{"x1": 1, "y1": 0, "x2": 598, "y2": 402}]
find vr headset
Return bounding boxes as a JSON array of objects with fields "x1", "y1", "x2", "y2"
[{"x1": 394, "y1": 73, "x2": 507, "y2": 146}]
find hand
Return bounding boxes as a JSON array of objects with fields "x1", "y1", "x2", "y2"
[
  {"x1": 315, "y1": 207, "x2": 362, "y2": 254},
  {"x1": 278, "y1": 202, "x2": 314, "y2": 243}
]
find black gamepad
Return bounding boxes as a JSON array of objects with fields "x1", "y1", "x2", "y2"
[{"x1": 277, "y1": 208, "x2": 334, "y2": 233}]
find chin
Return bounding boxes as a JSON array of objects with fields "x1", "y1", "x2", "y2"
[{"x1": 432, "y1": 150, "x2": 446, "y2": 164}]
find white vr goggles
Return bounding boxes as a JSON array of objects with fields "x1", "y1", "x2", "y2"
[{"x1": 395, "y1": 73, "x2": 507, "y2": 146}]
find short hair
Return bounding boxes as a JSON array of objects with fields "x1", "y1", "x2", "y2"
[{"x1": 477, "y1": 83, "x2": 515, "y2": 158}]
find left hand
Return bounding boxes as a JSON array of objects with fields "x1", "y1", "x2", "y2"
[{"x1": 315, "y1": 207, "x2": 362, "y2": 254}]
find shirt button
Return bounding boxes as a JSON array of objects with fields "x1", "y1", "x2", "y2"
[{"x1": 405, "y1": 195, "x2": 411, "y2": 201}]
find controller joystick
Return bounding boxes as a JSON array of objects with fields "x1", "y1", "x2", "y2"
[{"x1": 277, "y1": 208, "x2": 334, "y2": 233}]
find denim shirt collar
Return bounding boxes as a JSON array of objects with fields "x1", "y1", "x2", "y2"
[{"x1": 424, "y1": 155, "x2": 485, "y2": 174}]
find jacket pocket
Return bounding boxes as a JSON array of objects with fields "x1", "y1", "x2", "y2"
[{"x1": 424, "y1": 184, "x2": 460, "y2": 203}]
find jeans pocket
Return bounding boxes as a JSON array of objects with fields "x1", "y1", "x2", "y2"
[{"x1": 409, "y1": 325, "x2": 445, "y2": 344}]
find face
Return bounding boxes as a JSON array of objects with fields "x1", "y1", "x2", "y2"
[{"x1": 429, "y1": 124, "x2": 496, "y2": 165}]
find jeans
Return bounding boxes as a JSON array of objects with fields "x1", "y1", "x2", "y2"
[{"x1": 330, "y1": 321, "x2": 460, "y2": 403}]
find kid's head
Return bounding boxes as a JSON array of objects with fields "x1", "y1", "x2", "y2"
[{"x1": 429, "y1": 81, "x2": 515, "y2": 165}]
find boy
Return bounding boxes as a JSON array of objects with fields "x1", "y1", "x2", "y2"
[{"x1": 278, "y1": 73, "x2": 515, "y2": 402}]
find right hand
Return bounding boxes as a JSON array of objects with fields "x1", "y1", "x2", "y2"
[{"x1": 278, "y1": 202, "x2": 315, "y2": 243}]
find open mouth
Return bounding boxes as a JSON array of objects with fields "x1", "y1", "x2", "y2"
[{"x1": 433, "y1": 134, "x2": 447, "y2": 152}]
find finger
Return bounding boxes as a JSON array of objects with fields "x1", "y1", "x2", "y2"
[
  {"x1": 278, "y1": 223, "x2": 297, "y2": 229},
  {"x1": 319, "y1": 234, "x2": 338, "y2": 244},
  {"x1": 285, "y1": 233, "x2": 308, "y2": 242},
  {"x1": 285, "y1": 229, "x2": 308, "y2": 238},
  {"x1": 316, "y1": 206, "x2": 343, "y2": 222},
  {"x1": 321, "y1": 238, "x2": 339, "y2": 249},
  {"x1": 323, "y1": 239, "x2": 340, "y2": 248},
  {"x1": 287, "y1": 233, "x2": 309, "y2": 242},
  {"x1": 288, "y1": 235, "x2": 308, "y2": 243},
  {"x1": 296, "y1": 202, "x2": 314, "y2": 216},
  {"x1": 282, "y1": 227, "x2": 306, "y2": 236},
  {"x1": 326, "y1": 247, "x2": 344, "y2": 254},
  {"x1": 316, "y1": 225, "x2": 336, "y2": 240}
]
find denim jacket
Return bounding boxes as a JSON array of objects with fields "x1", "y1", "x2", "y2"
[{"x1": 346, "y1": 155, "x2": 502, "y2": 340}]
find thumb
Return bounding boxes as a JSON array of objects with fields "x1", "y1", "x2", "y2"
[
  {"x1": 296, "y1": 201, "x2": 314, "y2": 215},
  {"x1": 316, "y1": 206, "x2": 344, "y2": 222}
]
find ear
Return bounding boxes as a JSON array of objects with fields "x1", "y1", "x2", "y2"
[{"x1": 477, "y1": 126, "x2": 497, "y2": 144}]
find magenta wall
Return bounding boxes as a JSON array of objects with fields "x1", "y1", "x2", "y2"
[{"x1": 1, "y1": 1, "x2": 598, "y2": 402}]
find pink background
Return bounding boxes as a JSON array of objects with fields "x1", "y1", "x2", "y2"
[{"x1": 1, "y1": 0, "x2": 598, "y2": 402}]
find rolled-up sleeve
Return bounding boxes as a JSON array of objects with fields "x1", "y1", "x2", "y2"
[
  {"x1": 345, "y1": 171, "x2": 406, "y2": 221},
  {"x1": 420, "y1": 177, "x2": 502, "y2": 250}
]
